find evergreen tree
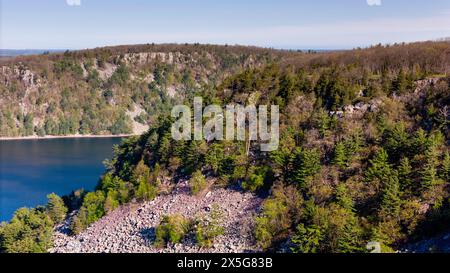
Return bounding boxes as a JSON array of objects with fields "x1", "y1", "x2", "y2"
[
  {"x1": 398, "y1": 157, "x2": 412, "y2": 193},
  {"x1": 335, "y1": 184, "x2": 354, "y2": 212},
  {"x1": 291, "y1": 147, "x2": 321, "y2": 189},
  {"x1": 291, "y1": 224, "x2": 322, "y2": 253},
  {"x1": 189, "y1": 170, "x2": 207, "y2": 196},
  {"x1": 135, "y1": 177, "x2": 157, "y2": 201},
  {"x1": 421, "y1": 145, "x2": 440, "y2": 189},
  {"x1": 205, "y1": 143, "x2": 225, "y2": 175},
  {"x1": 392, "y1": 69, "x2": 408, "y2": 94},
  {"x1": 365, "y1": 148, "x2": 393, "y2": 185},
  {"x1": 333, "y1": 142, "x2": 347, "y2": 169},
  {"x1": 380, "y1": 172, "x2": 401, "y2": 219},
  {"x1": 46, "y1": 193, "x2": 68, "y2": 223},
  {"x1": 104, "y1": 190, "x2": 119, "y2": 213},
  {"x1": 441, "y1": 151, "x2": 450, "y2": 182}
]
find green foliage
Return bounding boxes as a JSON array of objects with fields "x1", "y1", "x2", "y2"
[
  {"x1": 189, "y1": 170, "x2": 207, "y2": 196},
  {"x1": 0, "y1": 207, "x2": 54, "y2": 253},
  {"x1": 255, "y1": 184, "x2": 303, "y2": 249},
  {"x1": 205, "y1": 143, "x2": 225, "y2": 175},
  {"x1": 71, "y1": 191, "x2": 105, "y2": 234},
  {"x1": 398, "y1": 157, "x2": 413, "y2": 193},
  {"x1": 242, "y1": 166, "x2": 269, "y2": 192},
  {"x1": 135, "y1": 177, "x2": 158, "y2": 201},
  {"x1": 46, "y1": 193, "x2": 68, "y2": 223},
  {"x1": 365, "y1": 148, "x2": 393, "y2": 185},
  {"x1": 333, "y1": 142, "x2": 347, "y2": 168},
  {"x1": 195, "y1": 205, "x2": 224, "y2": 247},
  {"x1": 2, "y1": 43, "x2": 450, "y2": 252},
  {"x1": 442, "y1": 152, "x2": 450, "y2": 182},
  {"x1": 291, "y1": 224, "x2": 323, "y2": 253},
  {"x1": 109, "y1": 65, "x2": 129, "y2": 86},
  {"x1": 335, "y1": 184, "x2": 354, "y2": 212},
  {"x1": 421, "y1": 145, "x2": 442, "y2": 189},
  {"x1": 291, "y1": 147, "x2": 321, "y2": 189},
  {"x1": 379, "y1": 172, "x2": 401, "y2": 219},
  {"x1": 154, "y1": 214, "x2": 190, "y2": 248}
]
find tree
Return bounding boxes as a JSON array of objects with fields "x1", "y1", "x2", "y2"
[
  {"x1": 80, "y1": 191, "x2": 105, "y2": 226},
  {"x1": 255, "y1": 184, "x2": 303, "y2": 249},
  {"x1": 441, "y1": 151, "x2": 450, "y2": 182},
  {"x1": 398, "y1": 157, "x2": 413, "y2": 193},
  {"x1": 205, "y1": 143, "x2": 225, "y2": 175},
  {"x1": 135, "y1": 177, "x2": 157, "y2": 201},
  {"x1": 46, "y1": 193, "x2": 68, "y2": 223},
  {"x1": 291, "y1": 147, "x2": 321, "y2": 189},
  {"x1": 335, "y1": 184, "x2": 353, "y2": 212},
  {"x1": 421, "y1": 145, "x2": 441, "y2": 190},
  {"x1": 333, "y1": 142, "x2": 347, "y2": 169},
  {"x1": 392, "y1": 69, "x2": 409, "y2": 94},
  {"x1": 365, "y1": 148, "x2": 393, "y2": 186},
  {"x1": 291, "y1": 224, "x2": 322, "y2": 253},
  {"x1": 189, "y1": 170, "x2": 207, "y2": 196},
  {"x1": 379, "y1": 172, "x2": 401, "y2": 219},
  {"x1": 0, "y1": 207, "x2": 54, "y2": 253},
  {"x1": 104, "y1": 190, "x2": 120, "y2": 213}
]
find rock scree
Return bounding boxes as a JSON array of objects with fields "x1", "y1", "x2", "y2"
[{"x1": 50, "y1": 182, "x2": 262, "y2": 253}]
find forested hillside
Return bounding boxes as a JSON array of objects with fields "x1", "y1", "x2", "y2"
[
  {"x1": 0, "y1": 44, "x2": 285, "y2": 137},
  {"x1": 0, "y1": 41, "x2": 449, "y2": 253}
]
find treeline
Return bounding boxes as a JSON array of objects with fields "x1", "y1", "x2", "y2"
[{"x1": 0, "y1": 194, "x2": 67, "y2": 253}]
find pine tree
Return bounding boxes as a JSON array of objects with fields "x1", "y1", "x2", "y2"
[
  {"x1": 291, "y1": 147, "x2": 321, "y2": 189},
  {"x1": 291, "y1": 224, "x2": 322, "y2": 253},
  {"x1": 392, "y1": 69, "x2": 408, "y2": 94},
  {"x1": 398, "y1": 157, "x2": 412, "y2": 193},
  {"x1": 333, "y1": 142, "x2": 347, "y2": 169},
  {"x1": 335, "y1": 184, "x2": 353, "y2": 212},
  {"x1": 104, "y1": 190, "x2": 119, "y2": 213},
  {"x1": 46, "y1": 193, "x2": 68, "y2": 223},
  {"x1": 421, "y1": 145, "x2": 440, "y2": 189},
  {"x1": 380, "y1": 172, "x2": 401, "y2": 219},
  {"x1": 441, "y1": 151, "x2": 450, "y2": 182},
  {"x1": 136, "y1": 177, "x2": 157, "y2": 201},
  {"x1": 365, "y1": 148, "x2": 392, "y2": 185}
]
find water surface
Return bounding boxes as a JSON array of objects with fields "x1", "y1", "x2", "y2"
[{"x1": 0, "y1": 137, "x2": 122, "y2": 222}]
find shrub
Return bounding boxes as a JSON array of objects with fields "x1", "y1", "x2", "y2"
[
  {"x1": 195, "y1": 205, "x2": 224, "y2": 247},
  {"x1": 70, "y1": 191, "x2": 105, "y2": 234},
  {"x1": 154, "y1": 214, "x2": 190, "y2": 248},
  {"x1": 189, "y1": 170, "x2": 207, "y2": 196},
  {"x1": 135, "y1": 177, "x2": 158, "y2": 201}
]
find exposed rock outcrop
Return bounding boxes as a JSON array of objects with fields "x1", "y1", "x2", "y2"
[{"x1": 50, "y1": 182, "x2": 262, "y2": 253}]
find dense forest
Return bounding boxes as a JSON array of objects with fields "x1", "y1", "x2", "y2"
[{"x1": 0, "y1": 41, "x2": 449, "y2": 253}]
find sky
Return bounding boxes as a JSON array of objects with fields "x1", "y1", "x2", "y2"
[{"x1": 1, "y1": 0, "x2": 450, "y2": 50}]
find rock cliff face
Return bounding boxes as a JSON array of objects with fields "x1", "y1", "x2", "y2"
[
  {"x1": 0, "y1": 44, "x2": 280, "y2": 137},
  {"x1": 50, "y1": 182, "x2": 262, "y2": 253}
]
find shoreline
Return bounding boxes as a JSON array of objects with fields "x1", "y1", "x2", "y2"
[{"x1": 0, "y1": 134, "x2": 136, "y2": 141}]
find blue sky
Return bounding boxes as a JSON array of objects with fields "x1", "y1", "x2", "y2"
[{"x1": 1, "y1": 0, "x2": 449, "y2": 49}]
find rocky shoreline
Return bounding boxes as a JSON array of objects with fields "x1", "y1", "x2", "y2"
[
  {"x1": 0, "y1": 134, "x2": 134, "y2": 141},
  {"x1": 50, "y1": 182, "x2": 262, "y2": 253}
]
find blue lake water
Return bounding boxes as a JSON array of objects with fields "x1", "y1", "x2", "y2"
[{"x1": 0, "y1": 137, "x2": 123, "y2": 222}]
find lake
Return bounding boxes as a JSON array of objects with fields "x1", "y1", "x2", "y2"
[{"x1": 0, "y1": 137, "x2": 123, "y2": 222}]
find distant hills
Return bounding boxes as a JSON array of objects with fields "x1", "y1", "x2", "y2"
[{"x1": 0, "y1": 49, "x2": 67, "y2": 57}]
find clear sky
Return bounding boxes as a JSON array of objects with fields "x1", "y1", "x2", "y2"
[{"x1": 1, "y1": 0, "x2": 449, "y2": 50}]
